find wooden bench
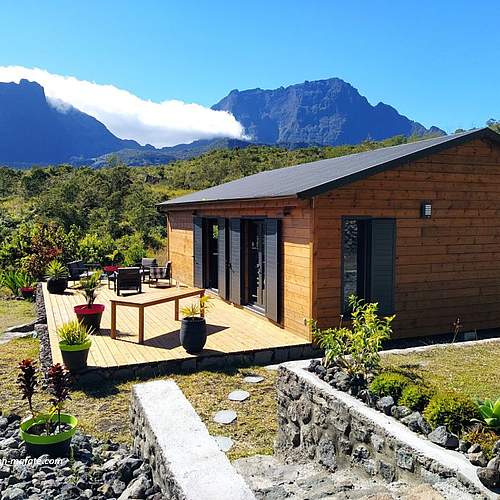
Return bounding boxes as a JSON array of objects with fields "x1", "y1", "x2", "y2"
[{"x1": 110, "y1": 287, "x2": 205, "y2": 344}]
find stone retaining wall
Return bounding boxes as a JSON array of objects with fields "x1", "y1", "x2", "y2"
[
  {"x1": 275, "y1": 360, "x2": 495, "y2": 500},
  {"x1": 74, "y1": 343, "x2": 322, "y2": 384},
  {"x1": 130, "y1": 379, "x2": 255, "y2": 500}
]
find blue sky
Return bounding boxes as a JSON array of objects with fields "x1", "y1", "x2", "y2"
[{"x1": 0, "y1": 0, "x2": 498, "y2": 137}]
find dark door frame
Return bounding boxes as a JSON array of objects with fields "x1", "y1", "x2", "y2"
[
  {"x1": 244, "y1": 218, "x2": 266, "y2": 313},
  {"x1": 203, "y1": 218, "x2": 219, "y2": 292}
]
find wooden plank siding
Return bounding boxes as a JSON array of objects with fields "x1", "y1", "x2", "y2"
[
  {"x1": 167, "y1": 199, "x2": 313, "y2": 339},
  {"x1": 313, "y1": 138, "x2": 500, "y2": 338}
]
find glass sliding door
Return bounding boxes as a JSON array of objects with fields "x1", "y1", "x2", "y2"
[{"x1": 342, "y1": 218, "x2": 370, "y2": 312}]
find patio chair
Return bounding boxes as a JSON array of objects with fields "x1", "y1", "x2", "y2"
[
  {"x1": 148, "y1": 262, "x2": 172, "y2": 287},
  {"x1": 67, "y1": 260, "x2": 97, "y2": 284},
  {"x1": 134, "y1": 258, "x2": 157, "y2": 283},
  {"x1": 116, "y1": 267, "x2": 142, "y2": 296}
]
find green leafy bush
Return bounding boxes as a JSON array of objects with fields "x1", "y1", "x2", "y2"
[
  {"x1": 46, "y1": 260, "x2": 68, "y2": 279},
  {"x1": 475, "y1": 397, "x2": 500, "y2": 431},
  {"x1": 369, "y1": 372, "x2": 412, "y2": 400},
  {"x1": 119, "y1": 234, "x2": 147, "y2": 266},
  {"x1": 78, "y1": 233, "x2": 114, "y2": 264},
  {"x1": 399, "y1": 384, "x2": 434, "y2": 411},
  {"x1": 423, "y1": 392, "x2": 479, "y2": 434},
  {"x1": 0, "y1": 270, "x2": 30, "y2": 296},
  {"x1": 57, "y1": 320, "x2": 92, "y2": 346},
  {"x1": 309, "y1": 295, "x2": 394, "y2": 376}
]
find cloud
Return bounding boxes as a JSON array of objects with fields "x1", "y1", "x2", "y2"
[{"x1": 0, "y1": 66, "x2": 246, "y2": 147}]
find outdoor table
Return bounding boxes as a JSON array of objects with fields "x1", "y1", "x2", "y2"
[{"x1": 109, "y1": 287, "x2": 205, "y2": 344}]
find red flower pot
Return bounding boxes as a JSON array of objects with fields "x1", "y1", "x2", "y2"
[
  {"x1": 103, "y1": 265, "x2": 119, "y2": 273},
  {"x1": 74, "y1": 304, "x2": 105, "y2": 332},
  {"x1": 20, "y1": 287, "x2": 35, "y2": 300}
]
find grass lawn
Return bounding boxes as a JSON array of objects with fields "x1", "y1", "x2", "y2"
[
  {"x1": 0, "y1": 337, "x2": 277, "y2": 460},
  {"x1": 0, "y1": 297, "x2": 36, "y2": 333},
  {"x1": 382, "y1": 341, "x2": 500, "y2": 400}
]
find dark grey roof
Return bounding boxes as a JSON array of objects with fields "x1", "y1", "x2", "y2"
[{"x1": 159, "y1": 128, "x2": 500, "y2": 208}]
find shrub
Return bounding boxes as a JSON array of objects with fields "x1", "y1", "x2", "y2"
[
  {"x1": 423, "y1": 392, "x2": 479, "y2": 434},
  {"x1": 399, "y1": 384, "x2": 434, "y2": 411},
  {"x1": 0, "y1": 270, "x2": 27, "y2": 296},
  {"x1": 309, "y1": 295, "x2": 394, "y2": 376},
  {"x1": 463, "y1": 427, "x2": 499, "y2": 459},
  {"x1": 57, "y1": 320, "x2": 92, "y2": 346},
  {"x1": 45, "y1": 260, "x2": 68, "y2": 279},
  {"x1": 119, "y1": 233, "x2": 147, "y2": 266},
  {"x1": 78, "y1": 233, "x2": 114, "y2": 264},
  {"x1": 369, "y1": 372, "x2": 412, "y2": 400}
]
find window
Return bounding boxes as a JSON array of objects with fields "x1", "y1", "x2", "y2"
[
  {"x1": 342, "y1": 217, "x2": 396, "y2": 315},
  {"x1": 342, "y1": 218, "x2": 370, "y2": 312}
]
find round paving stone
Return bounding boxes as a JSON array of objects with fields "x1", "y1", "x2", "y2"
[
  {"x1": 243, "y1": 375, "x2": 264, "y2": 384},
  {"x1": 228, "y1": 390, "x2": 250, "y2": 402},
  {"x1": 213, "y1": 410, "x2": 237, "y2": 424},
  {"x1": 213, "y1": 436, "x2": 234, "y2": 452}
]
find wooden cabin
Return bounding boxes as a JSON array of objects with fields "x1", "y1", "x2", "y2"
[{"x1": 158, "y1": 128, "x2": 500, "y2": 340}]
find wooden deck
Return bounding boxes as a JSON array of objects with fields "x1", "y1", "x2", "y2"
[{"x1": 43, "y1": 281, "x2": 310, "y2": 372}]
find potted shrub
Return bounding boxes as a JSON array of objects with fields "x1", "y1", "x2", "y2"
[
  {"x1": 18, "y1": 359, "x2": 77, "y2": 458},
  {"x1": 58, "y1": 320, "x2": 93, "y2": 372},
  {"x1": 180, "y1": 295, "x2": 212, "y2": 354},
  {"x1": 74, "y1": 271, "x2": 105, "y2": 331},
  {"x1": 19, "y1": 271, "x2": 36, "y2": 300},
  {"x1": 46, "y1": 260, "x2": 68, "y2": 294}
]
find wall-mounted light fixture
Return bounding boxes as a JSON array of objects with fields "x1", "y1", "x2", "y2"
[{"x1": 421, "y1": 201, "x2": 432, "y2": 219}]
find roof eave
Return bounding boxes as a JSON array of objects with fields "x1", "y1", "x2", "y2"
[
  {"x1": 297, "y1": 128, "x2": 500, "y2": 199},
  {"x1": 156, "y1": 194, "x2": 299, "y2": 212}
]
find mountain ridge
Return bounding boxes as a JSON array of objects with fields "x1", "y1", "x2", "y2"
[
  {"x1": 0, "y1": 77, "x2": 445, "y2": 167},
  {"x1": 0, "y1": 79, "x2": 144, "y2": 165},
  {"x1": 212, "y1": 77, "x2": 443, "y2": 145}
]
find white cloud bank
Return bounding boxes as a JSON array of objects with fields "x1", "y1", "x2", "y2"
[{"x1": 0, "y1": 66, "x2": 246, "y2": 147}]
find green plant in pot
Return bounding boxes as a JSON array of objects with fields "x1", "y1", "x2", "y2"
[
  {"x1": 58, "y1": 320, "x2": 93, "y2": 373},
  {"x1": 19, "y1": 271, "x2": 36, "y2": 300},
  {"x1": 46, "y1": 260, "x2": 68, "y2": 294},
  {"x1": 180, "y1": 295, "x2": 212, "y2": 354},
  {"x1": 18, "y1": 359, "x2": 77, "y2": 458},
  {"x1": 74, "y1": 271, "x2": 104, "y2": 331}
]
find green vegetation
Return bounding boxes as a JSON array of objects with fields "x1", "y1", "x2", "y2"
[
  {"x1": 45, "y1": 260, "x2": 68, "y2": 279},
  {"x1": 423, "y1": 392, "x2": 479, "y2": 434},
  {"x1": 475, "y1": 397, "x2": 500, "y2": 431},
  {"x1": 380, "y1": 343, "x2": 500, "y2": 443},
  {"x1": 382, "y1": 342, "x2": 500, "y2": 401},
  {"x1": 398, "y1": 384, "x2": 434, "y2": 411},
  {"x1": 0, "y1": 134, "x2": 435, "y2": 277},
  {"x1": 309, "y1": 295, "x2": 394, "y2": 376},
  {"x1": 369, "y1": 372, "x2": 412, "y2": 400},
  {"x1": 1, "y1": 337, "x2": 277, "y2": 460},
  {"x1": 0, "y1": 270, "x2": 35, "y2": 296},
  {"x1": 57, "y1": 320, "x2": 92, "y2": 346},
  {"x1": 0, "y1": 298, "x2": 35, "y2": 332}
]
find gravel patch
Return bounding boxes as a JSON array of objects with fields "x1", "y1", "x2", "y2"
[{"x1": 0, "y1": 414, "x2": 165, "y2": 499}]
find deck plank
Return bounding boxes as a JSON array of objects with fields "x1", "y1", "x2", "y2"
[{"x1": 42, "y1": 281, "x2": 308, "y2": 370}]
